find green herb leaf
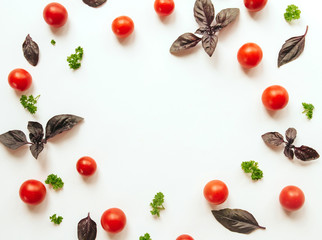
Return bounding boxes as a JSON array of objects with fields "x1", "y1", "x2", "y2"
[
  {"x1": 284, "y1": 4, "x2": 301, "y2": 22},
  {"x1": 67, "y1": 46, "x2": 83, "y2": 69},
  {"x1": 51, "y1": 39, "x2": 56, "y2": 45},
  {"x1": 302, "y1": 102, "x2": 314, "y2": 119},
  {"x1": 241, "y1": 161, "x2": 263, "y2": 180},
  {"x1": 139, "y1": 233, "x2": 152, "y2": 240},
  {"x1": 45, "y1": 174, "x2": 64, "y2": 190},
  {"x1": 150, "y1": 192, "x2": 165, "y2": 217},
  {"x1": 20, "y1": 95, "x2": 40, "y2": 114},
  {"x1": 50, "y1": 214, "x2": 63, "y2": 225}
]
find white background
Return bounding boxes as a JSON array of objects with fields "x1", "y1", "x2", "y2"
[{"x1": 0, "y1": 0, "x2": 321, "y2": 239}]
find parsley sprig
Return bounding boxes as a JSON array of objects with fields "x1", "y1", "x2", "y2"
[
  {"x1": 150, "y1": 192, "x2": 165, "y2": 217},
  {"x1": 140, "y1": 233, "x2": 152, "y2": 240},
  {"x1": 67, "y1": 46, "x2": 83, "y2": 69},
  {"x1": 50, "y1": 214, "x2": 63, "y2": 225},
  {"x1": 45, "y1": 174, "x2": 64, "y2": 190},
  {"x1": 284, "y1": 4, "x2": 301, "y2": 22},
  {"x1": 241, "y1": 161, "x2": 263, "y2": 180},
  {"x1": 20, "y1": 95, "x2": 40, "y2": 114},
  {"x1": 302, "y1": 102, "x2": 314, "y2": 119}
]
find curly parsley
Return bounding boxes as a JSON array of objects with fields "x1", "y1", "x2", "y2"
[
  {"x1": 51, "y1": 39, "x2": 56, "y2": 45},
  {"x1": 284, "y1": 4, "x2": 301, "y2": 22},
  {"x1": 20, "y1": 95, "x2": 40, "y2": 114},
  {"x1": 45, "y1": 174, "x2": 64, "y2": 190},
  {"x1": 241, "y1": 161, "x2": 263, "y2": 180},
  {"x1": 302, "y1": 102, "x2": 314, "y2": 119},
  {"x1": 140, "y1": 233, "x2": 152, "y2": 240},
  {"x1": 50, "y1": 214, "x2": 63, "y2": 225},
  {"x1": 67, "y1": 46, "x2": 83, "y2": 69},
  {"x1": 150, "y1": 192, "x2": 165, "y2": 217}
]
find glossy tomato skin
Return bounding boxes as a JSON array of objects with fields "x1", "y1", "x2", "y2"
[
  {"x1": 112, "y1": 16, "x2": 134, "y2": 38},
  {"x1": 101, "y1": 208, "x2": 126, "y2": 233},
  {"x1": 43, "y1": 2, "x2": 68, "y2": 28},
  {"x1": 244, "y1": 0, "x2": 268, "y2": 12},
  {"x1": 279, "y1": 185, "x2": 305, "y2": 211},
  {"x1": 8, "y1": 68, "x2": 32, "y2": 91},
  {"x1": 176, "y1": 234, "x2": 194, "y2": 240},
  {"x1": 262, "y1": 85, "x2": 289, "y2": 111},
  {"x1": 203, "y1": 180, "x2": 229, "y2": 205},
  {"x1": 154, "y1": 0, "x2": 175, "y2": 16},
  {"x1": 76, "y1": 156, "x2": 97, "y2": 176},
  {"x1": 237, "y1": 43, "x2": 263, "y2": 69},
  {"x1": 19, "y1": 180, "x2": 46, "y2": 205}
]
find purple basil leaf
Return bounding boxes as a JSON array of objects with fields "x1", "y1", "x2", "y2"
[
  {"x1": 278, "y1": 26, "x2": 308, "y2": 67},
  {"x1": 194, "y1": 0, "x2": 215, "y2": 27},
  {"x1": 214, "y1": 8, "x2": 240, "y2": 30},
  {"x1": 82, "y1": 0, "x2": 106, "y2": 8},
  {"x1": 170, "y1": 33, "x2": 202, "y2": 54},
  {"x1": 294, "y1": 145, "x2": 319, "y2": 161},
  {"x1": 261, "y1": 132, "x2": 285, "y2": 147},
  {"x1": 202, "y1": 34, "x2": 218, "y2": 57},
  {"x1": 30, "y1": 143, "x2": 44, "y2": 159},
  {"x1": 285, "y1": 128, "x2": 297, "y2": 144},
  {"x1": 45, "y1": 114, "x2": 84, "y2": 141},
  {"x1": 284, "y1": 146, "x2": 294, "y2": 160},
  {"x1": 78, "y1": 213, "x2": 97, "y2": 240},
  {"x1": 0, "y1": 130, "x2": 28, "y2": 150},
  {"x1": 22, "y1": 34, "x2": 39, "y2": 66},
  {"x1": 195, "y1": 27, "x2": 208, "y2": 35},
  {"x1": 212, "y1": 208, "x2": 266, "y2": 234},
  {"x1": 28, "y1": 121, "x2": 44, "y2": 144}
]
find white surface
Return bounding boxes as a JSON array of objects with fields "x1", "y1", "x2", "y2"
[{"x1": 0, "y1": 0, "x2": 321, "y2": 239}]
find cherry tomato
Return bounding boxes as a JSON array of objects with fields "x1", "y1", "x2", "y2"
[
  {"x1": 101, "y1": 208, "x2": 126, "y2": 233},
  {"x1": 76, "y1": 156, "x2": 97, "y2": 176},
  {"x1": 43, "y1": 2, "x2": 68, "y2": 28},
  {"x1": 8, "y1": 68, "x2": 32, "y2": 91},
  {"x1": 244, "y1": 0, "x2": 268, "y2": 12},
  {"x1": 203, "y1": 180, "x2": 229, "y2": 205},
  {"x1": 262, "y1": 85, "x2": 289, "y2": 111},
  {"x1": 176, "y1": 234, "x2": 194, "y2": 240},
  {"x1": 237, "y1": 43, "x2": 263, "y2": 69},
  {"x1": 279, "y1": 185, "x2": 305, "y2": 211},
  {"x1": 111, "y1": 16, "x2": 134, "y2": 38},
  {"x1": 154, "y1": 0, "x2": 175, "y2": 16},
  {"x1": 19, "y1": 179, "x2": 46, "y2": 205}
]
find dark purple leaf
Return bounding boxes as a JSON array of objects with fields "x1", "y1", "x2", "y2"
[
  {"x1": 78, "y1": 213, "x2": 97, "y2": 240},
  {"x1": 30, "y1": 143, "x2": 44, "y2": 159},
  {"x1": 278, "y1": 26, "x2": 308, "y2": 67},
  {"x1": 285, "y1": 128, "x2": 296, "y2": 144},
  {"x1": 194, "y1": 0, "x2": 215, "y2": 27},
  {"x1": 195, "y1": 27, "x2": 208, "y2": 35},
  {"x1": 170, "y1": 33, "x2": 202, "y2": 54},
  {"x1": 45, "y1": 114, "x2": 84, "y2": 141},
  {"x1": 0, "y1": 130, "x2": 28, "y2": 150},
  {"x1": 284, "y1": 146, "x2": 294, "y2": 160},
  {"x1": 202, "y1": 34, "x2": 218, "y2": 57},
  {"x1": 22, "y1": 34, "x2": 39, "y2": 66},
  {"x1": 261, "y1": 132, "x2": 284, "y2": 146},
  {"x1": 212, "y1": 208, "x2": 266, "y2": 234},
  {"x1": 28, "y1": 121, "x2": 44, "y2": 144},
  {"x1": 82, "y1": 0, "x2": 106, "y2": 8},
  {"x1": 214, "y1": 8, "x2": 240, "y2": 30},
  {"x1": 294, "y1": 145, "x2": 319, "y2": 161}
]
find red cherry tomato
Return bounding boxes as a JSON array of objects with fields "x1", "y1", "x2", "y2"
[
  {"x1": 279, "y1": 185, "x2": 305, "y2": 211},
  {"x1": 8, "y1": 68, "x2": 32, "y2": 91},
  {"x1": 43, "y1": 2, "x2": 68, "y2": 28},
  {"x1": 176, "y1": 234, "x2": 194, "y2": 240},
  {"x1": 76, "y1": 156, "x2": 97, "y2": 176},
  {"x1": 101, "y1": 208, "x2": 126, "y2": 233},
  {"x1": 203, "y1": 180, "x2": 229, "y2": 205},
  {"x1": 154, "y1": 0, "x2": 175, "y2": 16},
  {"x1": 237, "y1": 43, "x2": 263, "y2": 69},
  {"x1": 111, "y1": 16, "x2": 134, "y2": 38},
  {"x1": 19, "y1": 179, "x2": 46, "y2": 205},
  {"x1": 244, "y1": 0, "x2": 268, "y2": 12},
  {"x1": 262, "y1": 85, "x2": 289, "y2": 111}
]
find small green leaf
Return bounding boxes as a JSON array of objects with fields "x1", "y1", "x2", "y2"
[
  {"x1": 50, "y1": 214, "x2": 63, "y2": 225},
  {"x1": 45, "y1": 174, "x2": 64, "y2": 190},
  {"x1": 150, "y1": 192, "x2": 165, "y2": 217},
  {"x1": 20, "y1": 95, "x2": 40, "y2": 114},
  {"x1": 139, "y1": 233, "x2": 152, "y2": 240},
  {"x1": 67, "y1": 46, "x2": 83, "y2": 69},
  {"x1": 51, "y1": 39, "x2": 56, "y2": 45},
  {"x1": 302, "y1": 102, "x2": 314, "y2": 120},
  {"x1": 241, "y1": 161, "x2": 263, "y2": 180},
  {"x1": 284, "y1": 4, "x2": 301, "y2": 22}
]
